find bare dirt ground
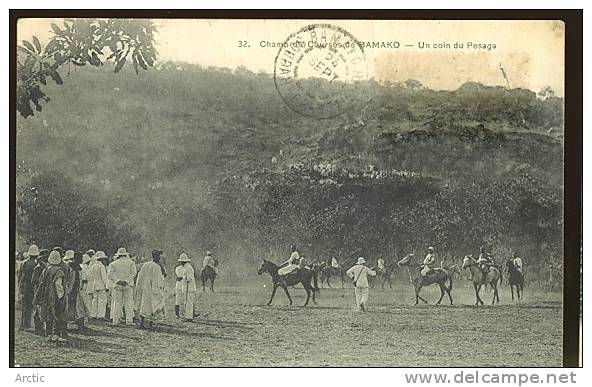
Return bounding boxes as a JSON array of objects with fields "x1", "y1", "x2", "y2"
[{"x1": 13, "y1": 282, "x2": 562, "y2": 367}]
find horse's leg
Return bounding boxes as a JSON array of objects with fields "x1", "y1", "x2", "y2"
[
  {"x1": 267, "y1": 283, "x2": 278, "y2": 306},
  {"x1": 491, "y1": 283, "x2": 497, "y2": 305},
  {"x1": 510, "y1": 285, "x2": 514, "y2": 301},
  {"x1": 281, "y1": 284, "x2": 293, "y2": 306},
  {"x1": 496, "y1": 284, "x2": 500, "y2": 304},
  {"x1": 210, "y1": 277, "x2": 215, "y2": 292},
  {"x1": 303, "y1": 283, "x2": 310, "y2": 307},
  {"x1": 340, "y1": 271, "x2": 344, "y2": 289},
  {"x1": 436, "y1": 283, "x2": 445, "y2": 305},
  {"x1": 473, "y1": 283, "x2": 481, "y2": 305},
  {"x1": 416, "y1": 285, "x2": 428, "y2": 304},
  {"x1": 517, "y1": 284, "x2": 521, "y2": 300},
  {"x1": 327, "y1": 275, "x2": 332, "y2": 288},
  {"x1": 202, "y1": 276, "x2": 206, "y2": 292},
  {"x1": 477, "y1": 284, "x2": 485, "y2": 305},
  {"x1": 446, "y1": 284, "x2": 453, "y2": 305}
]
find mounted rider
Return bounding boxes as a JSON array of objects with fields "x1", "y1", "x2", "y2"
[
  {"x1": 512, "y1": 252, "x2": 523, "y2": 274},
  {"x1": 278, "y1": 244, "x2": 300, "y2": 276},
  {"x1": 476, "y1": 246, "x2": 493, "y2": 277},
  {"x1": 377, "y1": 257, "x2": 386, "y2": 275},
  {"x1": 202, "y1": 251, "x2": 218, "y2": 275},
  {"x1": 331, "y1": 256, "x2": 339, "y2": 269},
  {"x1": 420, "y1": 247, "x2": 437, "y2": 277}
]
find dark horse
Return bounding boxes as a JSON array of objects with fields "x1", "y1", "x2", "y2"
[
  {"x1": 397, "y1": 254, "x2": 453, "y2": 305},
  {"x1": 201, "y1": 258, "x2": 218, "y2": 292},
  {"x1": 370, "y1": 264, "x2": 396, "y2": 289},
  {"x1": 318, "y1": 262, "x2": 344, "y2": 288},
  {"x1": 257, "y1": 260, "x2": 318, "y2": 306},
  {"x1": 506, "y1": 259, "x2": 524, "y2": 300}
]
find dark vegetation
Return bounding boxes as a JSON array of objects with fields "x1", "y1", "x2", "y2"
[{"x1": 16, "y1": 62, "x2": 564, "y2": 281}]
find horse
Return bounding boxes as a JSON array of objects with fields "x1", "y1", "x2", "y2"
[
  {"x1": 201, "y1": 258, "x2": 218, "y2": 292},
  {"x1": 505, "y1": 259, "x2": 524, "y2": 300},
  {"x1": 461, "y1": 256, "x2": 501, "y2": 305},
  {"x1": 318, "y1": 262, "x2": 345, "y2": 288},
  {"x1": 396, "y1": 254, "x2": 453, "y2": 305},
  {"x1": 257, "y1": 259, "x2": 318, "y2": 306},
  {"x1": 370, "y1": 264, "x2": 396, "y2": 289}
]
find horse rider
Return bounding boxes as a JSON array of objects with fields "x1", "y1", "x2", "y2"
[
  {"x1": 420, "y1": 247, "x2": 436, "y2": 277},
  {"x1": 278, "y1": 244, "x2": 300, "y2": 276},
  {"x1": 202, "y1": 251, "x2": 218, "y2": 275},
  {"x1": 377, "y1": 257, "x2": 386, "y2": 275},
  {"x1": 512, "y1": 252, "x2": 523, "y2": 274},
  {"x1": 331, "y1": 256, "x2": 339, "y2": 269},
  {"x1": 476, "y1": 246, "x2": 493, "y2": 277}
]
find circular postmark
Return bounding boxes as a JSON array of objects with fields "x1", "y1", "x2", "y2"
[{"x1": 274, "y1": 24, "x2": 369, "y2": 119}]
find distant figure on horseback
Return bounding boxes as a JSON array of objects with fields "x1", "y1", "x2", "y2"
[
  {"x1": 319, "y1": 256, "x2": 345, "y2": 288},
  {"x1": 397, "y1": 250, "x2": 454, "y2": 305},
  {"x1": 257, "y1": 257, "x2": 318, "y2": 306},
  {"x1": 476, "y1": 246, "x2": 493, "y2": 278},
  {"x1": 201, "y1": 251, "x2": 218, "y2": 292},
  {"x1": 376, "y1": 257, "x2": 385, "y2": 275},
  {"x1": 369, "y1": 257, "x2": 395, "y2": 289},
  {"x1": 277, "y1": 245, "x2": 300, "y2": 277},
  {"x1": 421, "y1": 247, "x2": 437, "y2": 277},
  {"x1": 506, "y1": 252, "x2": 525, "y2": 300},
  {"x1": 331, "y1": 256, "x2": 339, "y2": 269},
  {"x1": 512, "y1": 252, "x2": 523, "y2": 275},
  {"x1": 462, "y1": 252, "x2": 501, "y2": 305}
]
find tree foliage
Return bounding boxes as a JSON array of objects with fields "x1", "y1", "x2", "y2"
[
  {"x1": 17, "y1": 18, "x2": 157, "y2": 118},
  {"x1": 16, "y1": 170, "x2": 140, "y2": 255}
]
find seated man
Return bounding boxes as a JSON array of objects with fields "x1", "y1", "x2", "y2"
[
  {"x1": 421, "y1": 247, "x2": 436, "y2": 277},
  {"x1": 202, "y1": 251, "x2": 218, "y2": 275},
  {"x1": 278, "y1": 245, "x2": 300, "y2": 276},
  {"x1": 331, "y1": 256, "x2": 339, "y2": 269},
  {"x1": 512, "y1": 252, "x2": 523, "y2": 274},
  {"x1": 377, "y1": 257, "x2": 386, "y2": 275},
  {"x1": 477, "y1": 247, "x2": 493, "y2": 277}
]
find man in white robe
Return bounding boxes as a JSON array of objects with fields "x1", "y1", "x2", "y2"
[{"x1": 134, "y1": 250, "x2": 165, "y2": 330}]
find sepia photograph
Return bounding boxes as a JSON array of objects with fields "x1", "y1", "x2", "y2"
[{"x1": 9, "y1": 11, "x2": 581, "y2": 368}]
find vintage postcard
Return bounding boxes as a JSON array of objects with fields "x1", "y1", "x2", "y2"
[{"x1": 12, "y1": 15, "x2": 577, "y2": 368}]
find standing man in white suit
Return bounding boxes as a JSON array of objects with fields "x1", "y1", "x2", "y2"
[{"x1": 108, "y1": 247, "x2": 137, "y2": 326}]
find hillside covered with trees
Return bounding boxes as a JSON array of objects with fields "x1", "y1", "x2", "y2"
[{"x1": 15, "y1": 63, "x2": 564, "y2": 281}]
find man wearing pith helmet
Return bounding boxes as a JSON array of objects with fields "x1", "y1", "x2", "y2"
[
  {"x1": 18, "y1": 244, "x2": 40, "y2": 330},
  {"x1": 89, "y1": 251, "x2": 109, "y2": 320},
  {"x1": 346, "y1": 257, "x2": 376, "y2": 312},
  {"x1": 107, "y1": 247, "x2": 137, "y2": 326},
  {"x1": 33, "y1": 250, "x2": 68, "y2": 342},
  {"x1": 177, "y1": 253, "x2": 197, "y2": 321}
]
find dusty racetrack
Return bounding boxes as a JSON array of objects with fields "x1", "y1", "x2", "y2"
[{"x1": 13, "y1": 282, "x2": 562, "y2": 367}]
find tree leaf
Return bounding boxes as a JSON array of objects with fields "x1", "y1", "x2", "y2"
[
  {"x1": 22, "y1": 40, "x2": 36, "y2": 53},
  {"x1": 32, "y1": 36, "x2": 42, "y2": 53},
  {"x1": 114, "y1": 57, "x2": 126, "y2": 73},
  {"x1": 50, "y1": 23, "x2": 61, "y2": 35},
  {"x1": 47, "y1": 69, "x2": 63, "y2": 85},
  {"x1": 90, "y1": 52, "x2": 102, "y2": 66}
]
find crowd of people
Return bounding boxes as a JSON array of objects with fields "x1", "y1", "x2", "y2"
[
  {"x1": 16, "y1": 241, "x2": 528, "y2": 341},
  {"x1": 16, "y1": 244, "x2": 218, "y2": 342}
]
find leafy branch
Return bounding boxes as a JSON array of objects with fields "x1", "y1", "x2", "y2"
[{"x1": 17, "y1": 18, "x2": 157, "y2": 118}]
